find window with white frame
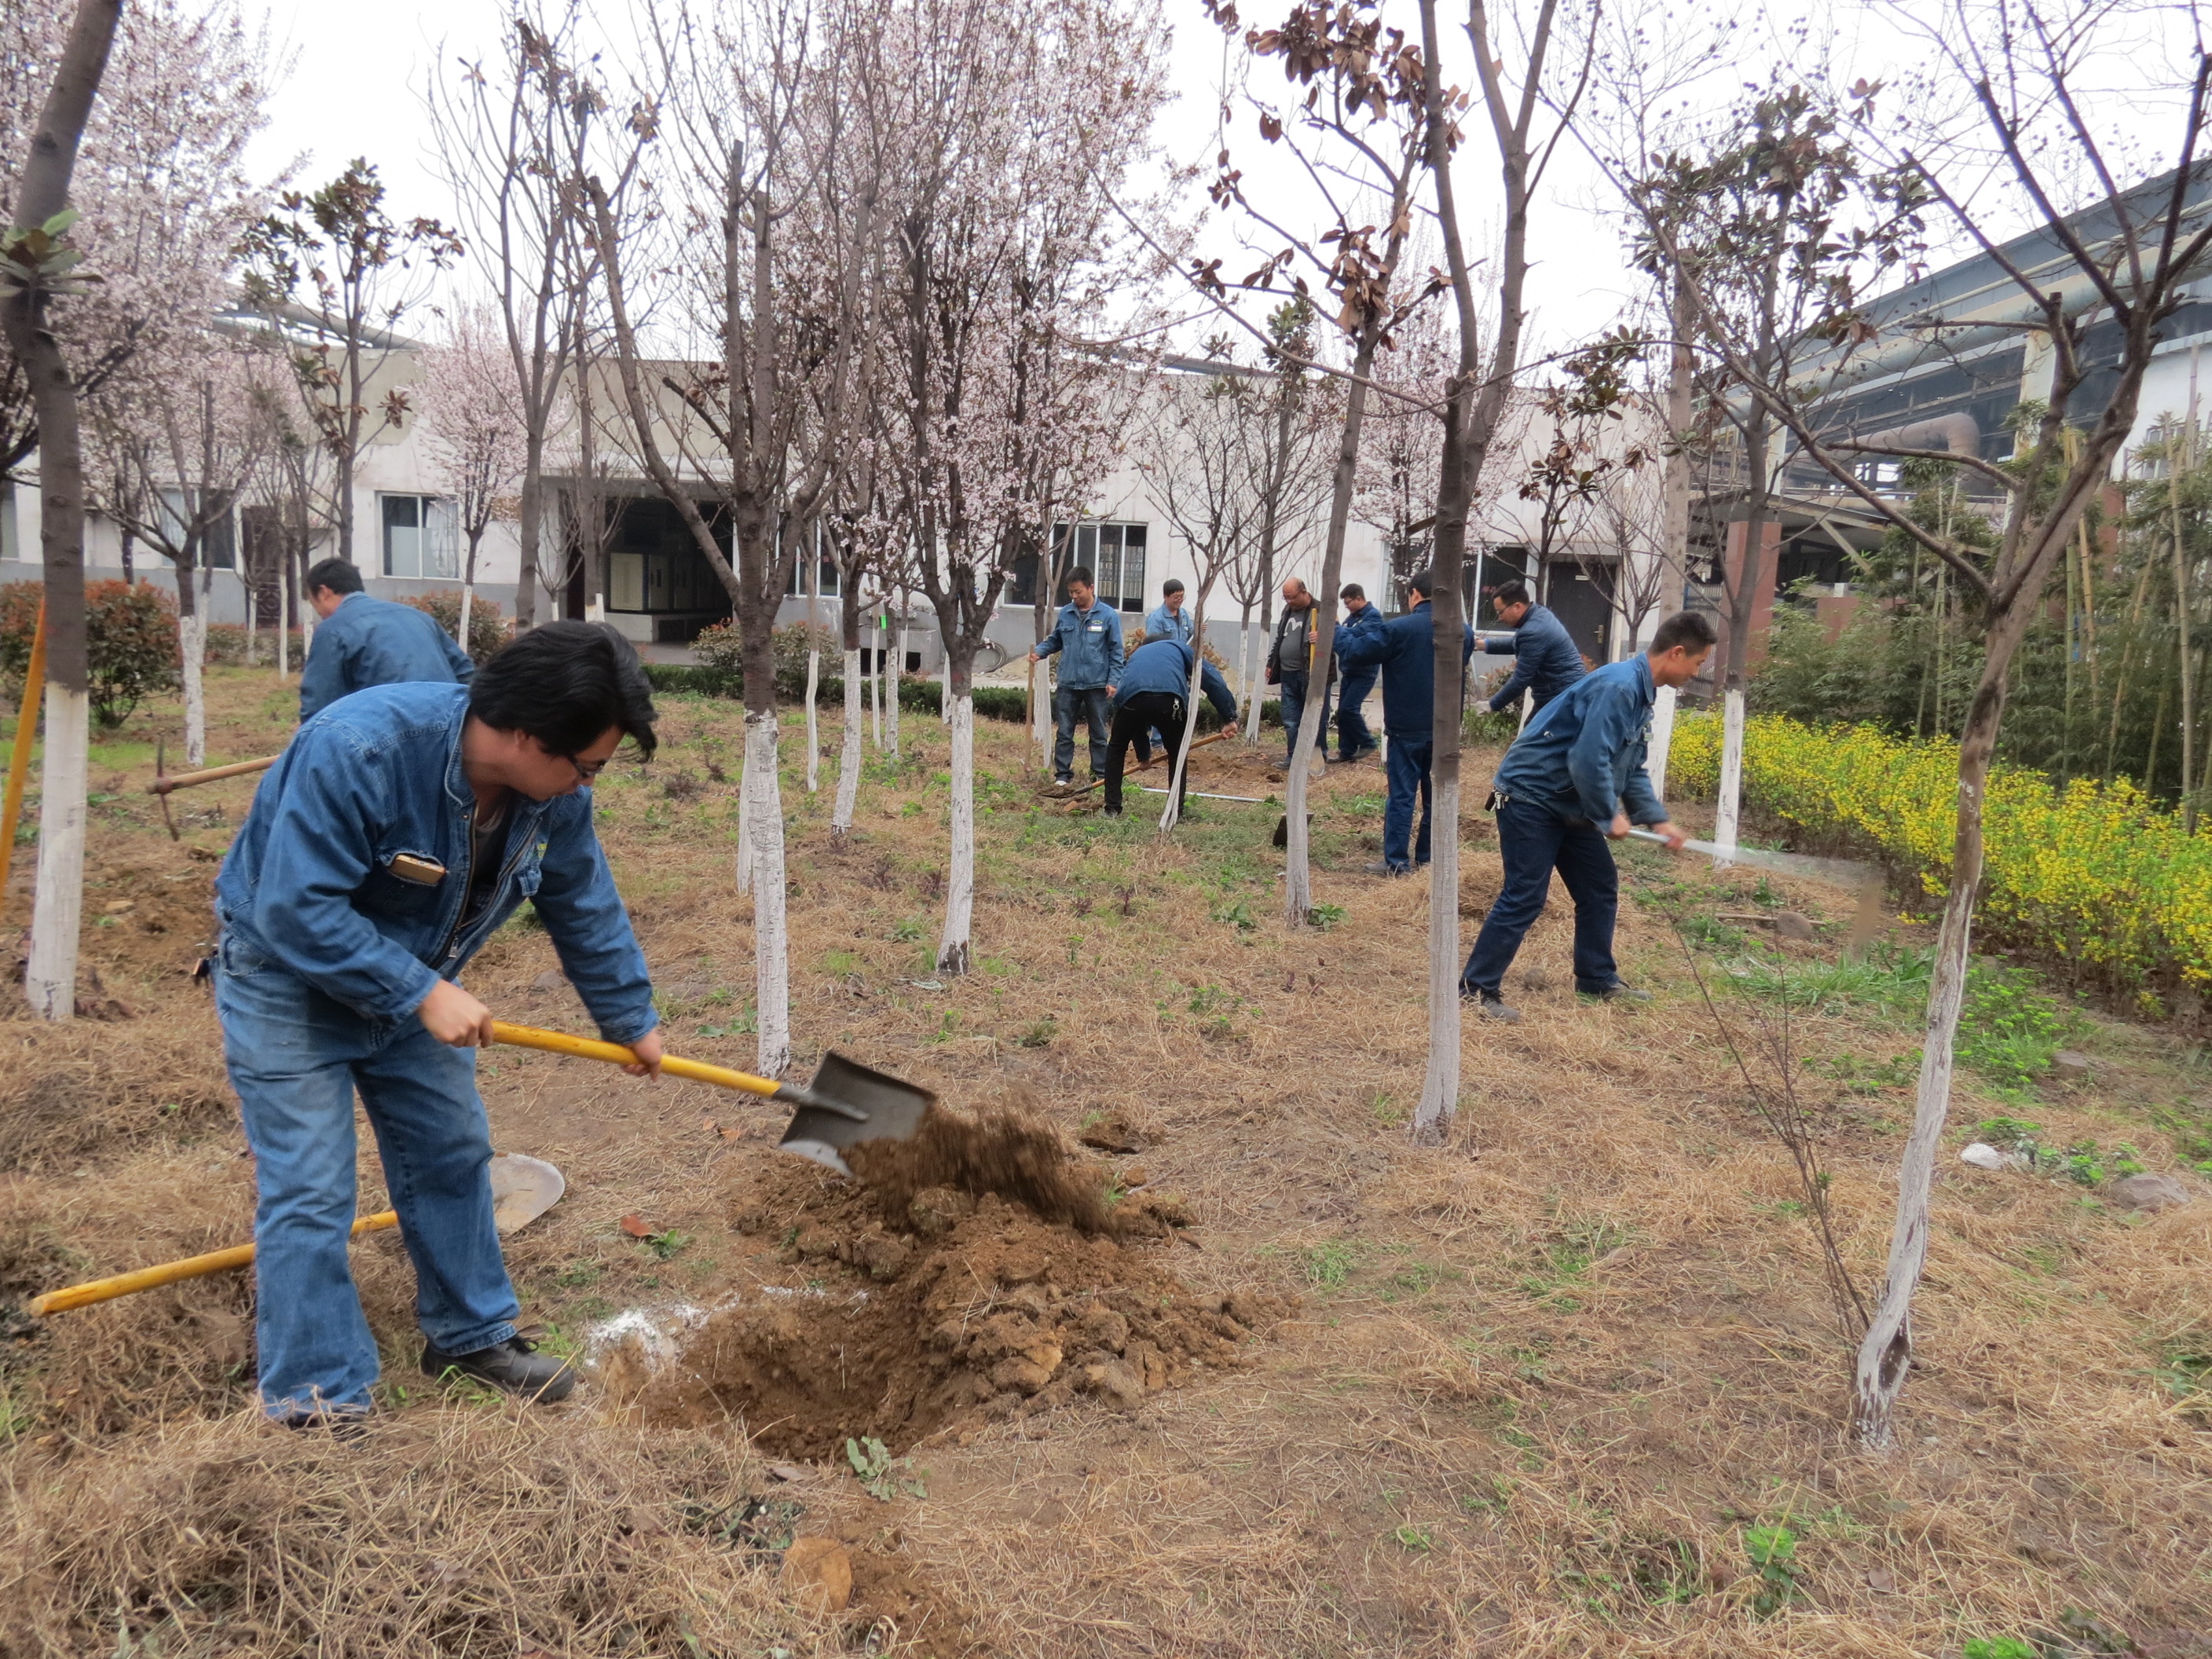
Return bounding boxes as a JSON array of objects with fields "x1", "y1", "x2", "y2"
[
  {"x1": 156, "y1": 489, "x2": 237, "y2": 569},
  {"x1": 1036, "y1": 521, "x2": 1148, "y2": 611},
  {"x1": 379, "y1": 493, "x2": 459, "y2": 580}
]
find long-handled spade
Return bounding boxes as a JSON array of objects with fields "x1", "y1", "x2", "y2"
[{"x1": 27, "y1": 1024, "x2": 933, "y2": 1318}]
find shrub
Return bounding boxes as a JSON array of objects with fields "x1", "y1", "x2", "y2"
[
  {"x1": 1670, "y1": 709, "x2": 2212, "y2": 992},
  {"x1": 83, "y1": 581, "x2": 183, "y2": 727},
  {"x1": 401, "y1": 590, "x2": 512, "y2": 664},
  {"x1": 203, "y1": 622, "x2": 251, "y2": 665},
  {"x1": 0, "y1": 581, "x2": 39, "y2": 691}
]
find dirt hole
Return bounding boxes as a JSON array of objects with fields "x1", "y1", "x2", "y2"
[{"x1": 599, "y1": 1109, "x2": 1284, "y2": 1456}]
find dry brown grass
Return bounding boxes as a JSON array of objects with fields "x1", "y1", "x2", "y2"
[{"x1": 2, "y1": 667, "x2": 2210, "y2": 1656}]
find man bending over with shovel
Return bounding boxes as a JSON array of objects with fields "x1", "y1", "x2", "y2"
[
  {"x1": 1460, "y1": 609, "x2": 1715, "y2": 1024},
  {"x1": 214, "y1": 621, "x2": 665, "y2": 1426}
]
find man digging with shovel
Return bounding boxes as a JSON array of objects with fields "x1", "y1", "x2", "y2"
[{"x1": 212, "y1": 621, "x2": 665, "y2": 1427}]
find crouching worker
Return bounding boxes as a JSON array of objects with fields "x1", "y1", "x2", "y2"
[
  {"x1": 1103, "y1": 636, "x2": 1236, "y2": 815},
  {"x1": 1459, "y1": 609, "x2": 1716, "y2": 1023},
  {"x1": 213, "y1": 621, "x2": 665, "y2": 1426}
]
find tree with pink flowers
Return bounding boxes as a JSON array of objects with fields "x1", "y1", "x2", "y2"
[{"x1": 416, "y1": 303, "x2": 526, "y2": 649}]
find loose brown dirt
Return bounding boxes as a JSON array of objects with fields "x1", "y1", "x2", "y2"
[{"x1": 602, "y1": 1119, "x2": 1284, "y2": 1456}]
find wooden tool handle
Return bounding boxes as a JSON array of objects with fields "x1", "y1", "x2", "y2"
[
  {"x1": 489, "y1": 1020, "x2": 783, "y2": 1101},
  {"x1": 30, "y1": 1211, "x2": 398, "y2": 1317},
  {"x1": 147, "y1": 755, "x2": 277, "y2": 795}
]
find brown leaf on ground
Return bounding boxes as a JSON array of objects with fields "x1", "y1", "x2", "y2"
[{"x1": 618, "y1": 1214, "x2": 652, "y2": 1238}]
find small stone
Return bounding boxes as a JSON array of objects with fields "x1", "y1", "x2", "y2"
[
  {"x1": 1771, "y1": 910, "x2": 1816, "y2": 941},
  {"x1": 778, "y1": 1536, "x2": 852, "y2": 1616},
  {"x1": 766, "y1": 1462, "x2": 811, "y2": 1483},
  {"x1": 2106, "y1": 1171, "x2": 2192, "y2": 1212},
  {"x1": 1960, "y1": 1143, "x2": 2009, "y2": 1172},
  {"x1": 1865, "y1": 1566, "x2": 1895, "y2": 1593},
  {"x1": 531, "y1": 969, "x2": 564, "y2": 991},
  {"x1": 2054, "y1": 1049, "x2": 2093, "y2": 1074}
]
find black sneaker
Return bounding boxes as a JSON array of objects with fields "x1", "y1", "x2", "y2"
[
  {"x1": 1578, "y1": 981, "x2": 1652, "y2": 1003},
  {"x1": 422, "y1": 1335, "x2": 577, "y2": 1403}
]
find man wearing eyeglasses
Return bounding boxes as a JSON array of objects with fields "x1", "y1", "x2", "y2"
[{"x1": 212, "y1": 622, "x2": 665, "y2": 1428}]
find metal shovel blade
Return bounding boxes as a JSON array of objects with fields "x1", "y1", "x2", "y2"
[
  {"x1": 489, "y1": 1152, "x2": 566, "y2": 1235},
  {"x1": 775, "y1": 1049, "x2": 937, "y2": 1175}
]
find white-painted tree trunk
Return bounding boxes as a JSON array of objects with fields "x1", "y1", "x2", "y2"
[
  {"x1": 458, "y1": 584, "x2": 475, "y2": 651},
  {"x1": 1240, "y1": 621, "x2": 1264, "y2": 745},
  {"x1": 869, "y1": 628, "x2": 882, "y2": 749},
  {"x1": 804, "y1": 649, "x2": 820, "y2": 794},
  {"x1": 743, "y1": 712, "x2": 792, "y2": 1075},
  {"x1": 1408, "y1": 771, "x2": 1463, "y2": 1141},
  {"x1": 1031, "y1": 657, "x2": 1052, "y2": 759},
  {"x1": 277, "y1": 562, "x2": 291, "y2": 683},
  {"x1": 180, "y1": 609, "x2": 207, "y2": 769},
  {"x1": 937, "y1": 690, "x2": 975, "y2": 975},
  {"x1": 833, "y1": 647, "x2": 863, "y2": 833},
  {"x1": 1714, "y1": 687, "x2": 1746, "y2": 862},
  {"x1": 939, "y1": 639, "x2": 950, "y2": 724},
  {"x1": 1157, "y1": 672, "x2": 1207, "y2": 834},
  {"x1": 1645, "y1": 683, "x2": 1679, "y2": 802},
  {"x1": 24, "y1": 684, "x2": 87, "y2": 1020},
  {"x1": 1282, "y1": 698, "x2": 1327, "y2": 923},
  {"x1": 244, "y1": 582, "x2": 258, "y2": 667},
  {"x1": 886, "y1": 647, "x2": 902, "y2": 756},
  {"x1": 734, "y1": 740, "x2": 754, "y2": 895}
]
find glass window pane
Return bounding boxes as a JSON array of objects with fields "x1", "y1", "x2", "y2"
[
  {"x1": 426, "y1": 499, "x2": 458, "y2": 578},
  {"x1": 610, "y1": 551, "x2": 644, "y2": 611},
  {"x1": 382, "y1": 495, "x2": 422, "y2": 579},
  {"x1": 205, "y1": 499, "x2": 237, "y2": 569}
]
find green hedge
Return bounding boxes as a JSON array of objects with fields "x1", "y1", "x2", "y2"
[{"x1": 641, "y1": 666, "x2": 1030, "y2": 723}]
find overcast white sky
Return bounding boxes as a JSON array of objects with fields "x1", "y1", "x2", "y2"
[{"x1": 236, "y1": 1, "x2": 2209, "y2": 364}]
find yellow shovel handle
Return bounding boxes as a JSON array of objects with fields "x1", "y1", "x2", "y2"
[
  {"x1": 489, "y1": 1020, "x2": 785, "y2": 1101},
  {"x1": 29, "y1": 1211, "x2": 398, "y2": 1317}
]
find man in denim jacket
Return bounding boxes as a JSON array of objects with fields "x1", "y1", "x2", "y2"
[
  {"x1": 214, "y1": 621, "x2": 664, "y2": 1423},
  {"x1": 1027, "y1": 565, "x2": 1126, "y2": 787},
  {"x1": 1459, "y1": 610, "x2": 1714, "y2": 1022},
  {"x1": 298, "y1": 557, "x2": 477, "y2": 722}
]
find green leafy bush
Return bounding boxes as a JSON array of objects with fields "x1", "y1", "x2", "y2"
[
  {"x1": 203, "y1": 622, "x2": 251, "y2": 665},
  {"x1": 400, "y1": 590, "x2": 512, "y2": 664},
  {"x1": 83, "y1": 581, "x2": 183, "y2": 726}
]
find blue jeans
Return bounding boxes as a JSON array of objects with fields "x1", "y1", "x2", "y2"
[
  {"x1": 1382, "y1": 734, "x2": 1434, "y2": 870},
  {"x1": 1337, "y1": 667, "x2": 1379, "y2": 757},
  {"x1": 215, "y1": 935, "x2": 518, "y2": 1419},
  {"x1": 1459, "y1": 800, "x2": 1621, "y2": 996},
  {"x1": 1278, "y1": 671, "x2": 1329, "y2": 762},
  {"x1": 1053, "y1": 684, "x2": 1111, "y2": 782}
]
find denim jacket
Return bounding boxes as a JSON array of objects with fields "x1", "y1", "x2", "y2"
[
  {"x1": 216, "y1": 681, "x2": 657, "y2": 1042},
  {"x1": 1035, "y1": 600, "x2": 1125, "y2": 689},
  {"x1": 1111, "y1": 639, "x2": 1237, "y2": 723},
  {"x1": 1142, "y1": 602, "x2": 1194, "y2": 646},
  {"x1": 1333, "y1": 602, "x2": 1475, "y2": 737},
  {"x1": 1492, "y1": 653, "x2": 1666, "y2": 828},
  {"x1": 299, "y1": 591, "x2": 475, "y2": 722}
]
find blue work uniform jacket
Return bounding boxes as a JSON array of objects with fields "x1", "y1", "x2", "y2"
[
  {"x1": 1333, "y1": 600, "x2": 1475, "y2": 738},
  {"x1": 299, "y1": 591, "x2": 476, "y2": 723},
  {"x1": 1481, "y1": 602, "x2": 1585, "y2": 714},
  {"x1": 216, "y1": 681, "x2": 657, "y2": 1042},
  {"x1": 1492, "y1": 653, "x2": 1668, "y2": 829},
  {"x1": 1336, "y1": 602, "x2": 1386, "y2": 684},
  {"x1": 1034, "y1": 599, "x2": 1125, "y2": 690},
  {"x1": 1112, "y1": 639, "x2": 1236, "y2": 724},
  {"x1": 1142, "y1": 602, "x2": 1195, "y2": 646}
]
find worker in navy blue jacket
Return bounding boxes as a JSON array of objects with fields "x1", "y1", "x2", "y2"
[
  {"x1": 1332, "y1": 568, "x2": 1474, "y2": 874},
  {"x1": 1333, "y1": 582, "x2": 1386, "y2": 762},
  {"x1": 1102, "y1": 638, "x2": 1236, "y2": 815},
  {"x1": 1480, "y1": 580, "x2": 1586, "y2": 717},
  {"x1": 1460, "y1": 609, "x2": 1716, "y2": 1023},
  {"x1": 299, "y1": 558, "x2": 477, "y2": 722}
]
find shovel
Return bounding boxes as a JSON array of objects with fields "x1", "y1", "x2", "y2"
[
  {"x1": 1627, "y1": 829, "x2": 1887, "y2": 952},
  {"x1": 487, "y1": 1022, "x2": 934, "y2": 1176},
  {"x1": 28, "y1": 1152, "x2": 567, "y2": 1318},
  {"x1": 147, "y1": 742, "x2": 278, "y2": 840}
]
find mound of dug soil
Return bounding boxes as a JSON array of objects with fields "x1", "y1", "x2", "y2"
[{"x1": 601, "y1": 1111, "x2": 1285, "y2": 1456}]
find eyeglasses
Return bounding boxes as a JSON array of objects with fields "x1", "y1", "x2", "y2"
[{"x1": 565, "y1": 753, "x2": 612, "y2": 782}]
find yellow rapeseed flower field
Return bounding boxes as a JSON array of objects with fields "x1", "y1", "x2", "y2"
[{"x1": 1668, "y1": 712, "x2": 2212, "y2": 988}]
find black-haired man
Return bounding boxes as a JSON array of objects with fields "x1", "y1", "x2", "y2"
[
  {"x1": 1479, "y1": 580, "x2": 1584, "y2": 718},
  {"x1": 1460, "y1": 610, "x2": 1717, "y2": 1022},
  {"x1": 298, "y1": 557, "x2": 477, "y2": 722},
  {"x1": 1334, "y1": 582, "x2": 1383, "y2": 762},
  {"x1": 1333, "y1": 569, "x2": 1474, "y2": 875},
  {"x1": 1028, "y1": 566, "x2": 1126, "y2": 788},
  {"x1": 214, "y1": 621, "x2": 663, "y2": 1424}
]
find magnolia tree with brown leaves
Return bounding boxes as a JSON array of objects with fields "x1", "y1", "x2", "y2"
[
  {"x1": 416, "y1": 303, "x2": 525, "y2": 647},
  {"x1": 867, "y1": 0, "x2": 1167, "y2": 974},
  {"x1": 1635, "y1": 0, "x2": 2212, "y2": 1450},
  {"x1": 591, "y1": 0, "x2": 878, "y2": 1075},
  {"x1": 1203, "y1": 0, "x2": 1433, "y2": 925}
]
